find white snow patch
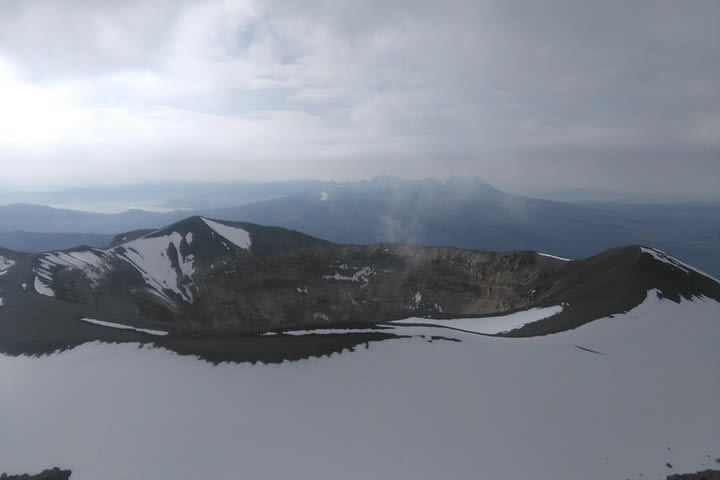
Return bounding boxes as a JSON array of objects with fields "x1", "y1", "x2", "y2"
[
  {"x1": 113, "y1": 232, "x2": 194, "y2": 302},
  {"x1": 80, "y1": 318, "x2": 168, "y2": 336},
  {"x1": 538, "y1": 252, "x2": 571, "y2": 261},
  {"x1": 0, "y1": 255, "x2": 15, "y2": 273},
  {"x1": 1, "y1": 294, "x2": 719, "y2": 480},
  {"x1": 313, "y1": 312, "x2": 330, "y2": 322},
  {"x1": 36, "y1": 250, "x2": 110, "y2": 285},
  {"x1": 33, "y1": 275, "x2": 55, "y2": 297},
  {"x1": 320, "y1": 192, "x2": 328, "y2": 201},
  {"x1": 641, "y1": 246, "x2": 720, "y2": 284},
  {"x1": 0, "y1": 297, "x2": 4, "y2": 306},
  {"x1": 393, "y1": 305, "x2": 564, "y2": 334},
  {"x1": 36, "y1": 270, "x2": 52, "y2": 281},
  {"x1": 35, "y1": 227, "x2": 205, "y2": 303},
  {"x1": 322, "y1": 266, "x2": 373, "y2": 286},
  {"x1": 201, "y1": 218, "x2": 251, "y2": 250}
]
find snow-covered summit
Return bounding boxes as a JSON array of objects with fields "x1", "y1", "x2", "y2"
[{"x1": 32, "y1": 217, "x2": 255, "y2": 305}]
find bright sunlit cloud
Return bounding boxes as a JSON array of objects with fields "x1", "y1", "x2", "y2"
[{"x1": 0, "y1": 60, "x2": 80, "y2": 146}]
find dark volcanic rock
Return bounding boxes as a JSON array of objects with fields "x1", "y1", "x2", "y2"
[
  {"x1": 156, "y1": 329, "x2": 416, "y2": 364},
  {"x1": 0, "y1": 468, "x2": 71, "y2": 480},
  {"x1": 667, "y1": 470, "x2": 720, "y2": 480},
  {"x1": 15, "y1": 216, "x2": 565, "y2": 334}
]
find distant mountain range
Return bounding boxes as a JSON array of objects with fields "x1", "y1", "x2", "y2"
[
  {"x1": 0, "y1": 231, "x2": 114, "y2": 253},
  {"x1": 1, "y1": 176, "x2": 718, "y2": 276}
]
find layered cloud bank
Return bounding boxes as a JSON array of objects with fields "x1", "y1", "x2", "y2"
[{"x1": 0, "y1": 0, "x2": 718, "y2": 196}]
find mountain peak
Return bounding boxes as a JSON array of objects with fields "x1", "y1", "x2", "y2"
[
  {"x1": 640, "y1": 246, "x2": 719, "y2": 285},
  {"x1": 32, "y1": 216, "x2": 258, "y2": 307},
  {"x1": 440, "y1": 176, "x2": 499, "y2": 192},
  {"x1": 368, "y1": 175, "x2": 409, "y2": 188}
]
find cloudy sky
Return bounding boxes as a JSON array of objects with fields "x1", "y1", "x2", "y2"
[{"x1": 0, "y1": 0, "x2": 718, "y2": 198}]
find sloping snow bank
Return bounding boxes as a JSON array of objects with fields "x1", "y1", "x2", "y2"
[
  {"x1": 113, "y1": 232, "x2": 194, "y2": 303},
  {"x1": 36, "y1": 251, "x2": 109, "y2": 285},
  {"x1": 33, "y1": 275, "x2": 55, "y2": 297},
  {"x1": 1, "y1": 292, "x2": 719, "y2": 480},
  {"x1": 641, "y1": 246, "x2": 720, "y2": 284},
  {"x1": 392, "y1": 304, "x2": 564, "y2": 334},
  {"x1": 202, "y1": 218, "x2": 252, "y2": 250},
  {"x1": 79, "y1": 318, "x2": 168, "y2": 336},
  {"x1": 0, "y1": 255, "x2": 15, "y2": 274},
  {"x1": 35, "y1": 231, "x2": 197, "y2": 304},
  {"x1": 538, "y1": 252, "x2": 571, "y2": 261}
]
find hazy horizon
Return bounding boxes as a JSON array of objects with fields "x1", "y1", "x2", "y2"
[{"x1": 2, "y1": 175, "x2": 720, "y2": 214}]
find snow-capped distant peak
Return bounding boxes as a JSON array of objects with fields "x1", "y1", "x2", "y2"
[
  {"x1": 641, "y1": 246, "x2": 720, "y2": 284},
  {"x1": 201, "y1": 218, "x2": 252, "y2": 250}
]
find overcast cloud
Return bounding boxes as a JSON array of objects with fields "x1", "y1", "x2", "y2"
[{"x1": 0, "y1": 0, "x2": 718, "y2": 198}]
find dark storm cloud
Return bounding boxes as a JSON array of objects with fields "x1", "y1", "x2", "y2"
[{"x1": 0, "y1": 0, "x2": 717, "y2": 197}]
